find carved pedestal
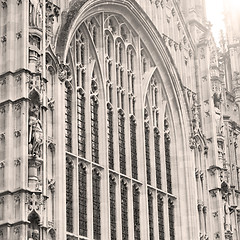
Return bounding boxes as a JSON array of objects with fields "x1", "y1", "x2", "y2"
[{"x1": 28, "y1": 156, "x2": 43, "y2": 191}]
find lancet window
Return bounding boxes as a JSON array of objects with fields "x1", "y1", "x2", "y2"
[
  {"x1": 130, "y1": 116, "x2": 138, "y2": 179},
  {"x1": 121, "y1": 180, "x2": 128, "y2": 240},
  {"x1": 168, "y1": 199, "x2": 175, "y2": 240},
  {"x1": 158, "y1": 195, "x2": 164, "y2": 240},
  {"x1": 93, "y1": 168, "x2": 101, "y2": 240},
  {"x1": 109, "y1": 175, "x2": 117, "y2": 240},
  {"x1": 119, "y1": 110, "x2": 126, "y2": 174},
  {"x1": 77, "y1": 90, "x2": 86, "y2": 158},
  {"x1": 65, "y1": 85, "x2": 72, "y2": 152},
  {"x1": 66, "y1": 158, "x2": 73, "y2": 233},
  {"x1": 145, "y1": 109, "x2": 151, "y2": 185},
  {"x1": 164, "y1": 118, "x2": 172, "y2": 194},
  {"x1": 133, "y1": 185, "x2": 140, "y2": 240},
  {"x1": 78, "y1": 163, "x2": 87, "y2": 236},
  {"x1": 148, "y1": 189, "x2": 154, "y2": 240},
  {"x1": 155, "y1": 128, "x2": 162, "y2": 189},
  {"x1": 76, "y1": 30, "x2": 86, "y2": 89},
  {"x1": 107, "y1": 104, "x2": 114, "y2": 170},
  {"x1": 90, "y1": 74, "x2": 99, "y2": 164}
]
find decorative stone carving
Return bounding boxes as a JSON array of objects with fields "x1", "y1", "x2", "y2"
[
  {"x1": 13, "y1": 226, "x2": 20, "y2": 234},
  {"x1": 209, "y1": 189, "x2": 218, "y2": 197},
  {"x1": 1, "y1": 0, "x2": 7, "y2": 8},
  {"x1": 14, "y1": 103, "x2": 22, "y2": 111},
  {"x1": 208, "y1": 165, "x2": 221, "y2": 176},
  {"x1": 48, "y1": 179, "x2": 56, "y2": 192},
  {"x1": 14, "y1": 158, "x2": 22, "y2": 166},
  {"x1": 16, "y1": 31, "x2": 22, "y2": 39},
  {"x1": 0, "y1": 133, "x2": 5, "y2": 140},
  {"x1": 58, "y1": 63, "x2": 71, "y2": 82},
  {"x1": 0, "y1": 197, "x2": 4, "y2": 204},
  {"x1": 221, "y1": 181, "x2": 230, "y2": 200},
  {"x1": 0, "y1": 106, "x2": 5, "y2": 114},
  {"x1": 213, "y1": 211, "x2": 218, "y2": 217},
  {"x1": 14, "y1": 194, "x2": 21, "y2": 203},
  {"x1": 48, "y1": 98, "x2": 55, "y2": 111},
  {"x1": 45, "y1": 0, "x2": 60, "y2": 35},
  {"x1": 155, "y1": 0, "x2": 160, "y2": 8},
  {"x1": 26, "y1": 193, "x2": 45, "y2": 212},
  {"x1": 1, "y1": 35, "x2": 6, "y2": 43},
  {"x1": 14, "y1": 130, "x2": 21, "y2": 137},
  {"x1": 214, "y1": 232, "x2": 220, "y2": 239},
  {"x1": 0, "y1": 78, "x2": 6, "y2": 85},
  {"x1": 29, "y1": 0, "x2": 43, "y2": 28},
  {"x1": 0, "y1": 161, "x2": 5, "y2": 169},
  {"x1": 15, "y1": 74, "x2": 22, "y2": 82}
]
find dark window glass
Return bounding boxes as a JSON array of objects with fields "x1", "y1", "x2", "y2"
[
  {"x1": 145, "y1": 123, "x2": 151, "y2": 185},
  {"x1": 121, "y1": 180, "x2": 128, "y2": 240},
  {"x1": 154, "y1": 128, "x2": 161, "y2": 189},
  {"x1": 77, "y1": 92, "x2": 86, "y2": 158},
  {"x1": 130, "y1": 117, "x2": 138, "y2": 179},
  {"x1": 93, "y1": 169, "x2": 101, "y2": 239},
  {"x1": 79, "y1": 163, "x2": 87, "y2": 236},
  {"x1": 133, "y1": 185, "x2": 140, "y2": 240},
  {"x1": 107, "y1": 106, "x2": 114, "y2": 169},
  {"x1": 110, "y1": 176, "x2": 117, "y2": 240},
  {"x1": 65, "y1": 86, "x2": 72, "y2": 152},
  {"x1": 148, "y1": 190, "x2": 154, "y2": 240},
  {"x1": 66, "y1": 159, "x2": 73, "y2": 233},
  {"x1": 119, "y1": 112, "x2": 126, "y2": 174},
  {"x1": 168, "y1": 199, "x2": 175, "y2": 240},
  {"x1": 158, "y1": 195, "x2": 164, "y2": 240},
  {"x1": 91, "y1": 97, "x2": 99, "y2": 163},
  {"x1": 165, "y1": 120, "x2": 172, "y2": 194}
]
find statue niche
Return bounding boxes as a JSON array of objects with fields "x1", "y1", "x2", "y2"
[
  {"x1": 28, "y1": 211, "x2": 40, "y2": 240},
  {"x1": 28, "y1": 91, "x2": 43, "y2": 159},
  {"x1": 29, "y1": 0, "x2": 43, "y2": 28}
]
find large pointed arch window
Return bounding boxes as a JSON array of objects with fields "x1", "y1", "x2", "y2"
[{"x1": 64, "y1": 12, "x2": 178, "y2": 240}]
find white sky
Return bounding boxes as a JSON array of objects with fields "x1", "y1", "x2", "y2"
[
  {"x1": 205, "y1": 0, "x2": 225, "y2": 44},
  {"x1": 205, "y1": 0, "x2": 240, "y2": 44}
]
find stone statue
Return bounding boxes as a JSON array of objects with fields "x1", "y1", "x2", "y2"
[
  {"x1": 213, "y1": 92, "x2": 221, "y2": 109},
  {"x1": 28, "y1": 104, "x2": 43, "y2": 158},
  {"x1": 224, "y1": 202, "x2": 231, "y2": 232},
  {"x1": 29, "y1": 229, "x2": 40, "y2": 240},
  {"x1": 29, "y1": 0, "x2": 42, "y2": 28}
]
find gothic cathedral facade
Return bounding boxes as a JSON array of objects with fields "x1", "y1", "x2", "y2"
[{"x1": 0, "y1": 0, "x2": 240, "y2": 239}]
